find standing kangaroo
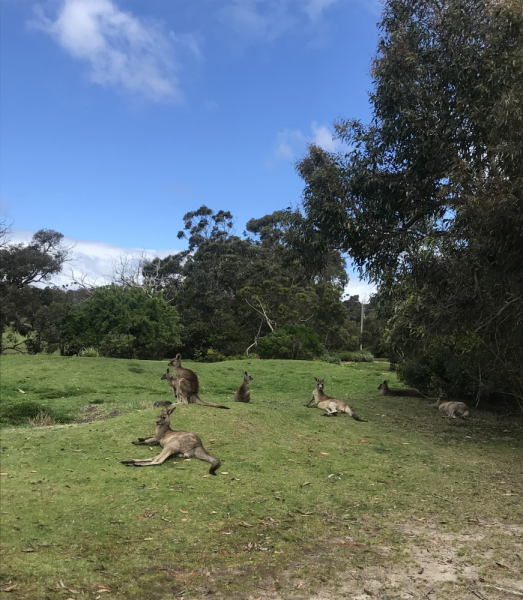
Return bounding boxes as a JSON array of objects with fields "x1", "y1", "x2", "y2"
[
  {"x1": 235, "y1": 372, "x2": 253, "y2": 403},
  {"x1": 430, "y1": 397, "x2": 470, "y2": 419},
  {"x1": 161, "y1": 368, "x2": 178, "y2": 398},
  {"x1": 121, "y1": 406, "x2": 221, "y2": 474},
  {"x1": 167, "y1": 354, "x2": 230, "y2": 409},
  {"x1": 307, "y1": 377, "x2": 366, "y2": 421},
  {"x1": 378, "y1": 380, "x2": 430, "y2": 399}
]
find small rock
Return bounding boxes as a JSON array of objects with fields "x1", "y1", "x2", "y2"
[{"x1": 153, "y1": 401, "x2": 173, "y2": 408}]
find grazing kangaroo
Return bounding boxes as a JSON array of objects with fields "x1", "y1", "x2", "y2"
[
  {"x1": 378, "y1": 380, "x2": 430, "y2": 399},
  {"x1": 430, "y1": 397, "x2": 470, "y2": 419},
  {"x1": 307, "y1": 377, "x2": 366, "y2": 421},
  {"x1": 167, "y1": 355, "x2": 230, "y2": 409},
  {"x1": 121, "y1": 406, "x2": 221, "y2": 474},
  {"x1": 235, "y1": 372, "x2": 253, "y2": 403}
]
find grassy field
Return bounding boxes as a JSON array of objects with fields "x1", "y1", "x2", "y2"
[{"x1": 1, "y1": 355, "x2": 522, "y2": 600}]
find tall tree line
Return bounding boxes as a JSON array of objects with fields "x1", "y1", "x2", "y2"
[
  {"x1": 289, "y1": 0, "x2": 523, "y2": 407},
  {"x1": 1, "y1": 210, "x2": 372, "y2": 360}
]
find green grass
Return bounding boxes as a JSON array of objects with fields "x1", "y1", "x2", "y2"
[{"x1": 1, "y1": 355, "x2": 522, "y2": 599}]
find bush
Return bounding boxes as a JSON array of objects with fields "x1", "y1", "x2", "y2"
[
  {"x1": 194, "y1": 348, "x2": 227, "y2": 363},
  {"x1": 62, "y1": 285, "x2": 182, "y2": 360},
  {"x1": 339, "y1": 350, "x2": 374, "y2": 363},
  {"x1": 80, "y1": 347, "x2": 99, "y2": 357},
  {"x1": 0, "y1": 401, "x2": 72, "y2": 426},
  {"x1": 321, "y1": 351, "x2": 341, "y2": 364},
  {"x1": 257, "y1": 325, "x2": 324, "y2": 360}
]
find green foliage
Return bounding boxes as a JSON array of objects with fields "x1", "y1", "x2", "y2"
[
  {"x1": 0, "y1": 230, "x2": 72, "y2": 354},
  {"x1": 62, "y1": 285, "x2": 182, "y2": 360},
  {"x1": 292, "y1": 0, "x2": 523, "y2": 407},
  {"x1": 257, "y1": 325, "x2": 323, "y2": 360},
  {"x1": 147, "y1": 206, "x2": 353, "y2": 359},
  {"x1": 194, "y1": 348, "x2": 228, "y2": 363},
  {"x1": 79, "y1": 347, "x2": 99, "y2": 357},
  {"x1": 339, "y1": 350, "x2": 374, "y2": 363},
  {"x1": 320, "y1": 351, "x2": 341, "y2": 365},
  {"x1": 0, "y1": 401, "x2": 71, "y2": 426}
]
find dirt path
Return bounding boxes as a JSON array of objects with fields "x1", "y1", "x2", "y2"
[{"x1": 236, "y1": 518, "x2": 523, "y2": 600}]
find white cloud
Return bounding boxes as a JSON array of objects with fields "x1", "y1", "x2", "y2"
[
  {"x1": 344, "y1": 278, "x2": 376, "y2": 300},
  {"x1": 269, "y1": 121, "x2": 343, "y2": 165},
  {"x1": 304, "y1": 0, "x2": 339, "y2": 20},
  {"x1": 10, "y1": 229, "x2": 179, "y2": 288},
  {"x1": 29, "y1": 0, "x2": 193, "y2": 101},
  {"x1": 218, "y1": 0, "x2": 343, "y2": 44}
]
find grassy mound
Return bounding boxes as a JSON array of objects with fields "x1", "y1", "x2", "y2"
[{"x1": 0, "y1": 355, "x2": 521, "y2": 599}]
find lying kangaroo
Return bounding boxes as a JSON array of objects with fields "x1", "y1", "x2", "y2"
[
  {"x1": 307, "y1": 377, "x2": 366, "y2": 421},
  {"x1": 166, "y1": 355, "x2": 229, "y2": 409},
  {"x1": 160, "y1": 368, "x2": 178, "y2": 398},
  {"x1": 235, "y1": 372, "x2": 253, "y2": 403},
  {"x1": 378, "y1": 380, "x2": 430, "y2": 399},
  {"x1": 430, "y1": 397, "x2": 470, "y2": 418},
  {"x1": 121, "y1": 406, "x2": 221, "y2": 474}
]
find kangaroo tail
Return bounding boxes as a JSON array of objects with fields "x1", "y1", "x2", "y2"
[
  {"x1": 193, "y1": 396, "x2": 230, "y2": 409},
  {"x1": 194, "y1": 446, "x2": 221, "y2": 475},
  {"x1": 349, "y1": 409, "x2": 366, "y2": 422}
]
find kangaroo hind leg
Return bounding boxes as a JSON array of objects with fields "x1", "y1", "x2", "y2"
[{"x1": 131, "y1": 447, "x2": 175, "y2": 467}]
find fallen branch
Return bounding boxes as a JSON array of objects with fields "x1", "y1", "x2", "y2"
[{"x1": 483, "y1": 585, "x2": 523, "y2": 597}]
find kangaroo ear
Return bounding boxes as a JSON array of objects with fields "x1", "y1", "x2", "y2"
[
  {"x1": 167, "y1": 368, "x2": 170, "y2": 373},
  {"x1": 167, "y1": 407, "x2": 176, "y2": 415},
  {"x1": 321, "y1": 377, "x2": 326, "y2": 383},
  {"x1": 314, "y1": 377, "x2": 319, "y2": 382},
  {"x1": 244, "y1": 371, "x2": 248, "y2": 375},
  {"x1": 176, "y1": 353, "x2": 181, "y2": 359}
]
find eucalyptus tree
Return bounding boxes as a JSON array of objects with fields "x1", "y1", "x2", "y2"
[{"x1": 292, "y1": 0, "x2": 523, "y2": 405}]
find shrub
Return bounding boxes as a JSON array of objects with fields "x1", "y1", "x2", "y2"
[
  {"x1": 194, "y1": 348, "x2": 227, "y2": 363},
  {"x1": 339, "y1": 350, "x2": 374, "y2": 363},
  {"x1": 0, "y1": 401, "x2": 71, "y2": 426},
  {"x1": 321, "y1": 352, "x2": 341, "y2": 364},
  {"x1": 80, "y1": 347, "x2": 99, "y2": 357},
  {"x1": 62, "y1": 285, "x2": 182, "y2": 360},
  {"x1": 28, "y1": 411, "x2": 57, "y2": 427},
  {"x1": 257, "y1": 325, "x2": 324, "y2": 360}
]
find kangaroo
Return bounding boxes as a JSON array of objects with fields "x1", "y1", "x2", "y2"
[
  {"x1": 121, "y1": 406, "x2": 221, "y2": 474},
  {"x1": 161, "y1": 368, "x2": 178, "y2": 398},
  {"x1": 430, "y1": 397, "x2": 470, "y2": 419},
  {"x1": 235, "y1": 372, "x2": 253, "y2": 403},
  {"x1": 306, "y1": 377, "x2": 366, "y2": 421},
  {"x1": 167, "y1": 354, "x2": 230, "y2": 409},
  {"x1": 378, "y1": 380, "x2": 430, "y2": 399}
]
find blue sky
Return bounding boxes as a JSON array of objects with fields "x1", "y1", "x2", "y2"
[{"x1": 1, "y1": 0, "x2": 380, "y2": 296}]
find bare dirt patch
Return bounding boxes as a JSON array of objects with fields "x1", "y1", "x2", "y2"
[{"x1": 233, "y1": 518, "x2": 523, "y2": 600}]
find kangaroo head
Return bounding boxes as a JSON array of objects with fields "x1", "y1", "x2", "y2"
[
  {"x1": 160, "y1": 368, "x2": 170, "y2": 380},
  {"x1": 244, "y1": 372, "x2": 253, "y2": 381},
  {"x1": 378, "y1": 380, "x2": 388, "y2": 390},
  {"x1": 314, "y1": 377, "x2": 326, "y2": 392},
  {"x1": 156, "y1": 406, "x2": 175, "y2": 426},
  {"x1": 168, "y1": 354, "x2": 182, "y2": 368}
]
